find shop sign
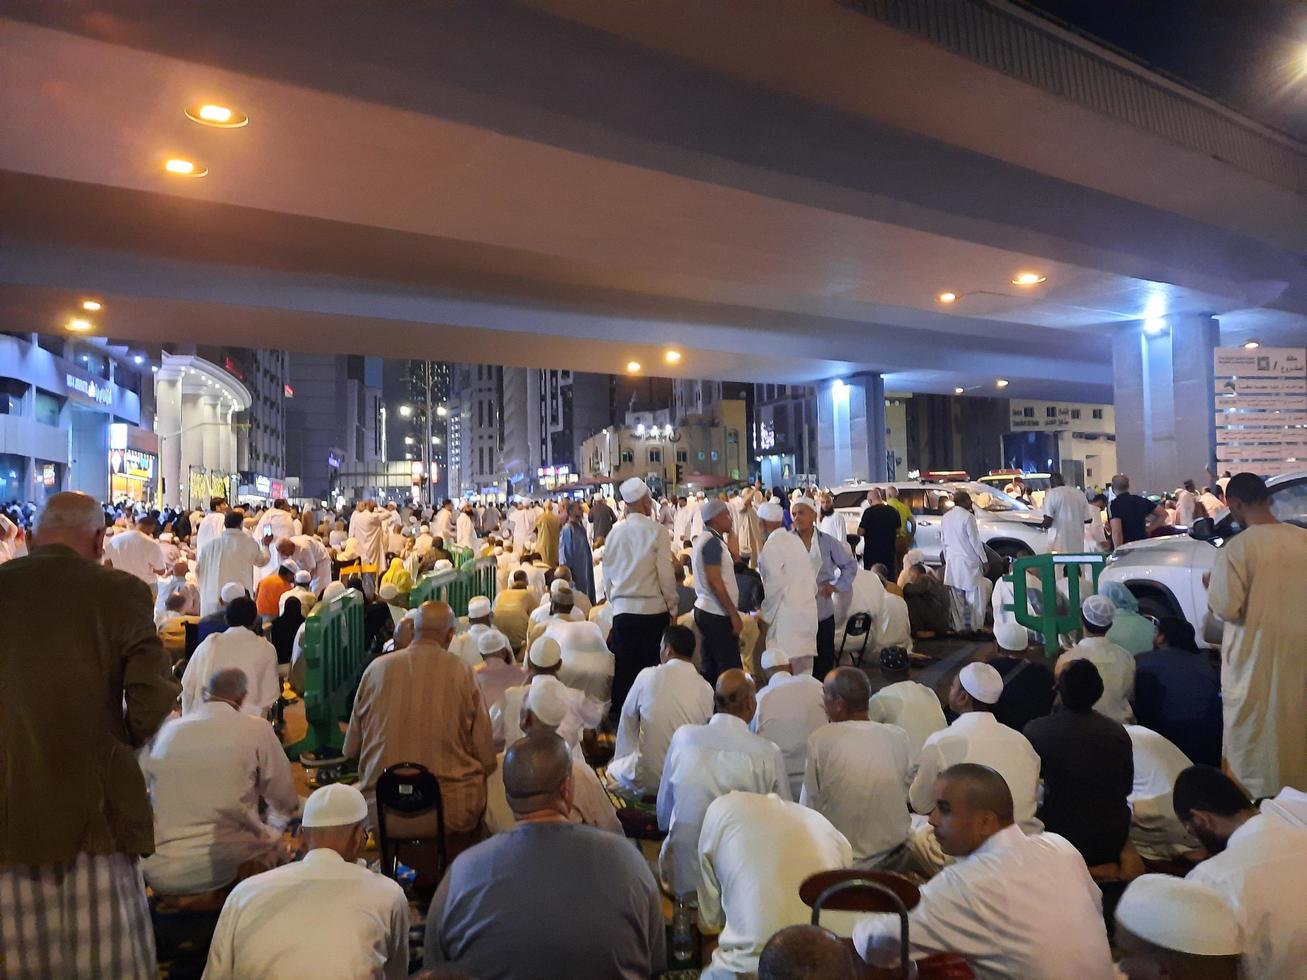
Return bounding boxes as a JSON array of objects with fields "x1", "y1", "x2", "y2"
[
  {"x1": 255, "y1": 475, "x2": 271, "y2": 495},
  {"x1": 65, "y1": 372, "x2": 113, "y2": 407},
  {"x1": 327, "y1": 451, "x2": 342, "y2": 469},
  {"x1": 110, "y1": 449, "x2": 155, "y2": 479},
  {"x1": 42, "y1": 464, "x2": 57, "y2": 487}
]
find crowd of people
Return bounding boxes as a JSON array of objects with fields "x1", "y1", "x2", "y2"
[{"x1": 1, "y1": 466, "x2": 1305, "y2": 979}]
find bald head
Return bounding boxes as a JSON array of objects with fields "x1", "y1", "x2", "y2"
[
  {"x1": 942, "y1": 763, "x2": 1014, "y2": 824},
  {"x1": 758, "y1": 925, "x2": 856, "y2": 980},
  {"x1": 413, "y1": 601, "x2": 457, "y2": 645},
  {"x1": 503, "y1": 732, "x2": 572, "y2": 817},
  {"x1": 32, "y1": 492, "x2": 106, "y2": 557},
  {"x1": 714, "y1": 669, "x2": 756, "y2": 722},
  {"x1": 276, "y1": 538, "x2": 296, "y2": 558},
  {"x1": 205, "y1": 667, "x2": 248, "y2": 706}
]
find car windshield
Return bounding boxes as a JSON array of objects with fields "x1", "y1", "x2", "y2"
[
  {"x1": 1270, "y1": 479, "x2": 1307, "y2": 523},
  {"x1": 954, "y1": 483, "x2": 1031, "y2": 513}
]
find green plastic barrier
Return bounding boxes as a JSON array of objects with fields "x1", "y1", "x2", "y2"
[
  {"x1": 409, "y1": 567, "x2": 462, "y2": 609},
  {"x1": 285, "y1": 591, "x2": 366, "y2": 760},
  {"x1": 450, "y1": 544, "x2": 475, "y2": 569},
  {"x1": 408, "y1": 557, "x2": 499, "y2": 616},
  {"x1": 463, "y1": 556, "x2": 500, "y2": 609},
  {"x1": 1005, "y1": 553, "x2": 1107, "y2": 657}
]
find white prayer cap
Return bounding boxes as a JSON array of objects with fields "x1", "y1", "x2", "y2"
[
  {"x1": 958, "y1": 662, "x2": 1003, "y2": 704},
  {"x1": 1081, "y1": 594, "x2": 1116, "y2": 628},
  {"x1": 524, "y1": 676, "x2": 569, "y2": 727},
  {"x1": 279, "y1": 560, "x2": 300, "y2": 575},
  {"x1": 434, "y1": 558, "x2": 454, "y2": 571},
  {"x1": 549, "y1": 578, "x2": 573, "y2": 598},
  {"x1": 756, "y1": 501, "x2": 784, "y2": 523},
  {"x1": 528, "y1": 636, "x2": 562, "y2": 669},
  {"x1": 468, "y1": 596, "x2": 492, "y2": 618},
  {"x1": 760, "y1": 648, "x2": 790, "y2": 670},
  {"x1": 791, "y1": 496, "x2": 818, "y2": 515},
  {"x1": 294, "y1": 569, "x2": 311, "y2": 585},
  {"x1": 419, "y1": 524, "x2": 430, "y2": 533},
  {"x1": 477, "y1": 628, "x2": 510, "y2": 656},
  {"x1": 378, "y1": 582, "x2": 399, "y2": 602},
  {"x1": 620, "y1": 477, "x2": 651, "y2": 503},
  {"x1": 302, "y1": 782, "x2": 369, "y2": 829},
  {"x1": 994, "y1": 620, "x2": 1029, "y2": 652},
  {"x1": 322, "y1": 581, "x2": 348, "y2": 603},
  {"x1": 219, "y1": 582, "x2": 247, "y2": 604},
  {"x1": 700, "y1": 499, "x2": 728, "y2": 523},
  {"x1": 1115, "y1": 874, "x2": 1242, "y2": 956},
  {"x1": 790, "y1": 489, "x2": 802, "y2": 501},
  {"x1": 493, "y1": 546, "x2": 504, "y2": 556}
]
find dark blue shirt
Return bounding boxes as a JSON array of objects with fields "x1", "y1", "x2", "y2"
[{"x1": 1133, "y1": 646, "x2": 1222, "y2": 766}]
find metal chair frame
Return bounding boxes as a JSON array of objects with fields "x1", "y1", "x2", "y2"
[
  {"x1": 375, "y1": 762, "x2": 448, "y2": 883},
  {"x1": 837, "y1": 612, "x2": 874, "y2": 667},
  {"x1": 807, "y1": 873, "x2": 914, "y2": 980}
]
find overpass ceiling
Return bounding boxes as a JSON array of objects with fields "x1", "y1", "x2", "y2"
[{"x1": 1, "y1": 2, "x2": 1305, "y2": 402}]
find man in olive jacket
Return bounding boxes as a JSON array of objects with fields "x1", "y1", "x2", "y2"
[{"x1": 0, "y1": 491, "x2": 180, "y2": 978}]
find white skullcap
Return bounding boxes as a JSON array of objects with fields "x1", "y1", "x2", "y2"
[
  {"x1": 958, "y1": 662, "x2": 1003, "y2": 704},
  {"x1": 378, "y1": 582, "x2": 399, "y2": 602},
  {"x1": 434, "y1": 558, "x2": 454, "y2": 571},
  {"x1": 494, "y1": 546, "x2": 504, "y2": 556},
  {"x1": 791, "y1": 496, "x2": 818, "y2": 514},
  {"x1": 477, "y1": 628, "x2": 510, "y2": 656},
  {"x1": 760, "y1": 648, "x2": 790, "y2": 670},
  {"x1": 1081, "y1": 594, "x2": 1116, "y2": 628},
  {"x1": 549, "y1": 578, "x2": 573, "y2": 598},
  {"x1": 294, "y1": 569, "x2": 311, "y2": 585},
  {"x1": 1115, "y1": 874, "x2": 1242, "y2": 956},
  {"x1": 219, "y1": 582, "x2": 247, "y2": 604},
  {"x1": 322, "y1": 581, "x2": 348, "y2": 603},
  {"x1": 790, "y1": 489, "x2": 802, "y2": 501},
  {"x1": 528, "y1": 636, "x2": 562, "y2": 669},
  {"x1": 620, "y1": 477, "x2": 651, "y2": 503},
  {"x1": 756, "y1": 501, "x2": 785, "y2": 523},
  {"x1": 524, "y1": 676, "x2": 569, "y2": 727},
  {"x1": 468, "y1": 596, "x2": 491, "y2": 618},
  {"x1": 280, "y1": 559, "x2": 300, "y2": 574},
  {"x1": 419, "y1": 524, "x2": 430, "y2": 533},
  {"x1": 301, "y1": 782, "x2": 368, "y2": 828},
  {"x1": 994, "y1": 620, "x2": 1029, "y2": 652},
  {"x1": 699, "y1": 499, "x2": 728, "y2": 523}
]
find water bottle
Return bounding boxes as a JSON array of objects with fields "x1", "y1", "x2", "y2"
[{"x1": 670, "y1": 898, "x2": 696, "y2": 967}]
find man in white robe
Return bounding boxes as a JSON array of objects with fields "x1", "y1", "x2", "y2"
[
  {"x1": 940, "y1": 491, "x2": 988, "y2": 633},
  {"x1": 196, "y1": 512, "x2": 272, "y2": 617},
  {"x1": 756, "y1": 502, "x2": 817, "y2": 665},
  {"x1": 348, "y1": 501, "x2": 387, "y2": 577}
]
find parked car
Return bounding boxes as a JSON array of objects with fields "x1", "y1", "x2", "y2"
[
  {"x1": 830, "y1": 481, "x2": 1050, "y2": 563},
  {"x1": 977, "y1": 471, "x2": 1053, "y2": 507},
  {"x1": 1099, "y1": 470, "x2": 1307, "y2": 646}
]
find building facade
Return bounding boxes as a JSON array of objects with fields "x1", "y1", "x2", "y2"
[
  {"x1": 155, "y1": 352, "x2": 249, "y2": 509},
  {"x1": 1002, "y1": 399, "x2": 1117, "y2": 489},
  {"x1": 447, "y1": 363, "x2": 504, "y2": 500},
  {"x1": 1, "y1": 332, "x2": 152, "y2": 506},
  {"x1": 285, "y1": 353, "x2": 384, "y2": 502},
  {"x1": 754, "y1": 383, "x2": 817, "y2": 489},
  {"x1": 381, "y1": 359, "x2": 451, "y2": 501},
  {"x1": 192, "y1": 346, "x2": 289, "y2": 495}
]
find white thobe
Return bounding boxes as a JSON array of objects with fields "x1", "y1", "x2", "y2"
[
  {"x1": 1207, "y1": 522, "x2": 1307, "y2": 798},
  {"x1": 1042, "y1": 485, "x2": 1089, "y2": 554},
  {"x1": 910, "y1": 713, "x2": 1042, "y2": 834},
  {"x1": 433, "y1": 508, "x2": 455, "y2": 544},
  {"x1": 657, "y1": 713, "x2": 789, "y2": 897},
  {"x1": 195, "y1": 529, "x2": 270, "y2": 616},
  {"x1": 608, "y1": 658, "x2": 713, "y2": 797},
  {"x1": 868, "y1": 680, "x2": 947, "y2": 774},
  {"x1": 550, "y1": 626, "x2": 616, "y2": 713},
  {"x1": 602, "y1": 512, "x2": 679, "y2": 616},
  {"x1": 1056, "y1": 636, "x2": 1136, "y2": 723},
  {"x1": 698, "y1": 792, "x2": 854, "y2": 980},
  {"x1": 204, "y1": 848, "x2": 410, "y2": 980},
  {"x1": 447, "y1": 623, "x2": 491, "y2": 668},
  {"x1": 1084, "y1": 508, "x2": 1109, "y2": 552},
  {"x1": 818, "y1": 512, "x2": 848, "y2": 546},
  {"x1": 672, "y1": 505, "x2": 692, "y2": 544},
  {"x1": 509, "y1": 509, "x2": 533, "y2": 551},
  {"x1": 104, "y1": 529, "x2": 165, "y2": 587},
  {"x1": 687, "y1": 499, "x2": 705, "y2": 539},
  {"x1": 758, "y1": 529, "x2": 818, "y2": 659},
  {"x1": 195, "y1": 511, "x2": 226, "y2": 552},
  {"x1": 855, "y1": 824, "x2": 1114, "y2": 980},
  {"x1": 1174, "y1": 489, "x2": 1197, "y2": 526},
  {"x1": 490, "y1": 676, "x2": 600, "y2": 754},
  {"x1": 1198, "y1": 491, "x2": 1230, "y2": 524},
  {"x1": 285, "y1": 534, "x2": 332, "y2": 593},
  {"x1": 751, "y1": 673, "x2": 827, "y2": 800},
  {"x1": 1187, "y1": 814, "x2": 1307, "y2": 980},
  {"x1": 939, "y1": 506, "x2": 987, "y2": 630},
  {"x1": 140, "y1": 702, "x2": 297, "y2": 895},
  {"x1": 455, "y1": 512, "x2": 478, "y2": 551},
  {"x1": 802, "y1": 720, "x2": 912, "y2": 865},
  {"x1": 180, "y1": 629, "x2": 281, "y2": 717},
  {"x1": 1123, "y1": 725, "x2": 1198, "y2": 861},
  {"x1": 253, "y1": 509, "x2": 295, "y2": 581},
  {"x1": 348, "y1": 509, "x2": 386, "y2": 572},
  {"x1": 875, "y1": 593, "x2": 913, "y2": 652}
]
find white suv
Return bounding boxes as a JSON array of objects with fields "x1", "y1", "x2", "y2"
[
  {"x1": 830, "y1": 481, "x2": 1050, "y2": 563},
  {"x1": 1099, "y1": 471, "x2": 1307, "y2": 645}
]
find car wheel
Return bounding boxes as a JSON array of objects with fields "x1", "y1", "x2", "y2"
[
  {"x1": 991, "y1": 543, "x2": 1033, "y2": 562},
  {"x1": 1135, "y1": 593, "x2": 1176, "y2": 622}
]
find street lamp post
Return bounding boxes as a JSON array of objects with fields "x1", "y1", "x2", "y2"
[{"x1": 423, "y1": 360, "x2": 433, "y2": 509}]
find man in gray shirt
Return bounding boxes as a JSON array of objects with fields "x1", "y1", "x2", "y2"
[{"x1": 425, "y1": 732, "x2": 666, "y2": 980}]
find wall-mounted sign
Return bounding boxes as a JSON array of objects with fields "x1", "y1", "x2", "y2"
[
  {"x1": 255, "y1": 475, "x2": 271, "y2": 495},
  {"x1": 65, "y1": 372, "x2": 113, "y2": 407},
  {"x1": 1214, "y1": 347, "x2": 1307, "y2": 477},
  {"x1": 42, "y1": 464, "x2": 57, "y2": 487},
  {"x1": 110, "y1": 449, "x2": 155, "y2": 480},
  {"x1": 327, "y1": 451, "x2": 342, "y2": 469}
]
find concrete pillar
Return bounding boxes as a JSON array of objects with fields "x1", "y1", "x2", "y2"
[
  {"x1": 157, "y1": 378, "x2": 182, "y2": 507},
  {"x1": 817, "y1": 371, "x2": 887, "y2": 485},
  {"x1": 1113, "y1": 314, "x2": 1218, "y2": 491},
  {"x1": 201, "y1": 396, "x2": 222, "y2": 473}
]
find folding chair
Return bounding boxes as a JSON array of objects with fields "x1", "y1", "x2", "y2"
[
  {"x1": 799, "y1": 870, "x2": 973, "y2": 980},
  {"x1": 837, "y1": 613, "x2": 874, "y2": 667},
  {"x1": 375, "y1": 762, "x2": 447, "y2": 885}
]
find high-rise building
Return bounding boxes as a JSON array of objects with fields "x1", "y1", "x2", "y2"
[
  {"x1": 381, "y1": 359, "x2": 451, "y2": 501},
  {"x1": 195, "y1": 346, "x2": 289, "y2": 485},
  {"x1": 447, "y1": 363, "x2": 504, "y2": 499},
  {"x1": 753, "y1": 383, "x2": 817, "y2": 488},
  {"x1": 285, "y1": 354, "x2": 384, "y2": 501}
]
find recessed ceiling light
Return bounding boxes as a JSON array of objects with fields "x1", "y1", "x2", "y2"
[
  {"x1": 626, "y1": 360, "x2": 642, "y2": 374},
  {"x1": 164, "y1": 158, "x2": 207, "y2": 177},
  {"x1": 954, "y1": 386, "x2": 965, "y2": 395},
  {"x1": 185, "y1": 103, "x2": 249, "y2": 128},
  {"x1": 995, "y1": 378, "x2": 1010, "y2": 389},
  {"x1": 936, "y1": 290, "x2": 959, "y2": 304},
  {"x1": 1011, "y1": 272, "x2": 1046, "y2": 286},
  {"x1": 81, "y1": 299, "x2": 102, "y2": 312},
  {"x1": 133, "y1": 355, "x2": 144, "y2": 365},
  {"x1": 1244, "y1": 339, "x2": 1261, "y2": 349},
  {"x1": 664, "y1": 350, "x2": 682, "y2": 364},
  {"x1": 66, "y1": 317, "x2": 93, "y2": 333}
]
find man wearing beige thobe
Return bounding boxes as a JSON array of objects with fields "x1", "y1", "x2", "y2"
[
  {"x1": 344, "y1": 601, "x2": 497, "y2": 847},
  {"x1": 1206, "y1": 472, "x2": 1307, "y2": 798}
]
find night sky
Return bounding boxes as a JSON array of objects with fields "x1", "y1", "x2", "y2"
[{"x1": 1018, "y1": 0, "x2": 1307, "y2": 140}]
